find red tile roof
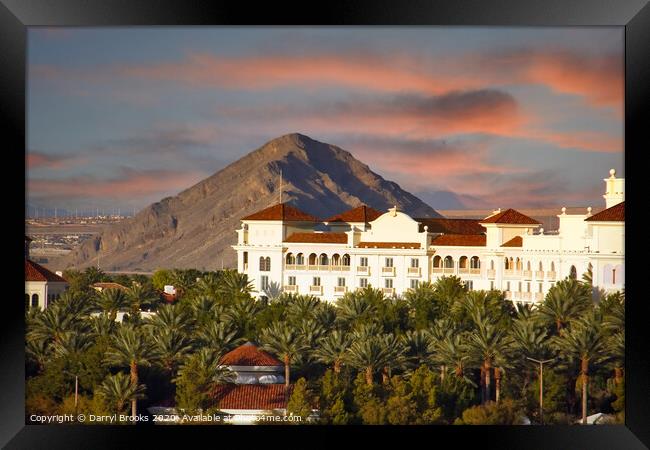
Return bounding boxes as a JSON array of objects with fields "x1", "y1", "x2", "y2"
[
  {"x1": 160, "y1": 292, "x2": 177, "y2": 303},
  {"x1": 211, "y1": 384, "x2": 292, "y2": 411},
  {"x1": 501, "y1": 236, "x2": 523, "y2": 247},
  {"x1": 357, "y1": 242, "x2": 421, "y2": 249},
  {"x1": 324, "y1": 205, "x2": 383, "y2": 223},
  {"x1": 480, "y1": 209, "x2": 540, "y2": 225},
  {"x1": 284, "y1": 232, "x2": 348, "y2": 244},
  {"x1": 92, "y1": 282, "x2": 128, "y2": 291},
  {"x1": 431, "y1": 234, "x2": 486, "y2": 247},
  {"x1": 220, "y1": 342, "x2": 283, "y2": 367},
  {"x1": 585, "y1": 202, "x2": 624, "y2": 222},
  {"x1": 241, "y1": 203, "x2": 319, "y2": 222},
  {"x1": 416, "y1": 218, "x2": 486, "y2": 234},
  {"x1": 25, "y1": 259, "x2": 67, "y2": 282}
]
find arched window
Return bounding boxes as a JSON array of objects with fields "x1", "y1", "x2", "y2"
[
  {"x1": 342, "y1": 254, "x2": 351, "y2": 266},
  {"x1": 286, "y1": 253, "x2": 295, "y2": 265},
  {"x1": 31, "y1": 294, "x2": 39, "y2": 308},
  {"x1": 260, "y1": 256, "x2": 271, "y2": 271},
  {"x1": 490, "y1": 260, "x2": 495, "y2": 270},
  {"x1": 526, "y1": 261, "x2": 531, "y2": 271},
  {"x1": 470, "y1": 256, "x2": 480, "y2": 269},
  {"x1": 570, "y1": 265, "x2": 577, "y2": 279},
  {"x1": 538, "y1": 261, "x2": 543, "y2": 271},
  {"x1": 331, "y1": 254, "x2": 341, "y2": 266},
  {"x1": 444, "y1": 256, "x2": 454, "y2": 268},
  {"x1": 296, "y1": 253, "x2": 305, "y2": 265},
  {"x1": 433, "y1": 255, "x2": 442, "y2": 268},
  {"x1": 459, "y1": 256, "x2": 468, "y2": 269},
  {"x1": 308, "y1": 253, "x2": 317, "y2": 265},
  {"x1": 550, "y1": 261, "x2": 555, "y2": 272},
  {"x1": 505, "y1": 258, "x2": 510, "y2": 269},
  {"x1": 516, "y1": 258, "x2": 522, "y2": 271},
  {"x1": 319, "y1": 253, "x2": 329, "y2": 266}
]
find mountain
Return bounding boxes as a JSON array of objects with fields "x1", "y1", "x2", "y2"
[{"x1": 61, "y1": 133, "x2": 441, "y2": 271}]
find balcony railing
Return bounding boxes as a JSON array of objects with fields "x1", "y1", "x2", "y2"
[
  {"x1": 443, "y1": 267, "x2": 455, "y2": 274},
  {"x1": 522, "y1": 292, "x2": 532, "y2": 301},
  {"x1": 285, "y1": 264, "x2": 296, "y2": 271},
  {"x1": 308, "y1": 265, "x2": 319, "y2": 271},
  {"x1": 459, "y1": 267, "x2": 469, "y2": 274},
  {"x1": 432, "y1": 267, "x2": 443, "y2": 274},
  {"x1": 334, "y1": 286, "x2": 347, "y2": 295},
  {"x1": 284, "y1": 285, "x2": 298, "y2": 293},
  {"x1": 309, "y1": 285, "x2": 323, "y2": 295},
  {"x1": 357, "y1": 266, "x2": 370, "y2": 275},
  {"x1": 504, "y1": 291, "x2": 513, "y2": 299},
  {"x1": 470, "y1": 268, "x2": 481, "y2": 275},
  {"x1": 407, "y1": 267, "x2": 421, "y2": 277},
  {"x1": 546, "y1": 271, "x2": 556, "y2": 281},
  {"x1": 382, "y1": 267, "x2": 395, "y2": 276},
  {"x1": 523, "y1": 270, "x2": 533, "y2": 280},
  {"x1": 535, "y1": 270, "x2": 544, "y2": 279},
  {"x1": 487, "y1": 269, "x2": 496, "y2": 279},
  {"x1": 535, "y1": 292, "x2": 544, "y2": 302},
  {"x1": 382, "y1": 287, "x2": 395, "y2": 296}
]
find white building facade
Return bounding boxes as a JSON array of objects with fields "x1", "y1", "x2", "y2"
[{"x1": 233, "y1": 171, "x2": 624, "y2": 304}]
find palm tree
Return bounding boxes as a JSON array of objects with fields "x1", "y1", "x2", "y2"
[
  {"x1": 151, "y1": 328, "x2": 194, "y2": 376},
  {"x1": 195, "y1": 272, "x2": 221, "y2": 298},
  {"x1": 95, "y1": 288, "x2": 130, "y2": 321},
  {"x1": 467, "y1": 318, "x2": 513, "y2": 404},
  {"x1": 144, "y1": 303, "x2": 194, "y2": 335},
  {"x1": 259, "y1": 322, "x2": 308, "y2": 387},
  {"x1": 537, "y1": 278, "x2": 592, "y2": 335},
  {"x1": 224, "y1": 298, "x2": 263, "y2": 340},
  {"x1": 217, "y1": 269, "x2": 254, "y2": 300},
  {"x1": 378, "y1": 333, "x2": 407, "y2": 383},
  {"x1": 126, "y1": 283, "x2": 157, "y2": 315},
  {"x1": 195, "y1": 321, "x2": 241, "y2": 351},
  {"x1": 96, "y1": 372, "x2": 146, "y2": 415},
  {"x1": 169, "y1": 269, "x2": 196, "y2": 299},
  {"x1": 27, "y1": 303, "x2": 80, "y2": 346},
  {"x1": 551, "y1": 312, "x2": 609, "y2": 424},
  {"x1": 607, "y1": 331, "x2": 625, "y2": 386},
  {"x1": 402, "y1": 329, "x2": 435, "y2": 370},
  {"x1": 25, "y1": 337, "x2": 51, "y2": 373},
  {"x1": 346, "y1": 336, "x2": 390, "y2": 386},
  {"x1": 314, "y1": 330, "x2": 352, "y2": 375},
  {"x1": 313, "y1": 302, "x2": 337, "y2": 330},
  {"x1": 88, "y1": 314, "x2": 116, "y2": 339},
  {"x1": 51, "y1": 331, "x2": 93, "y2": 359},
  {"x1": 335, "y1": 292, "x2": 378, "y2": 329},
  {"x1": 189, "y1": 295, "x2": 220, "y2": 327},
  {"x1": 286, "y1": 295, "x2": 321, "y2": 323},
  {"x1": 431, "y1": 332, "x2": 475, "y2": 387},
  {"x1": 104, "y1": 325, "x2": 157, "y2": 418}
]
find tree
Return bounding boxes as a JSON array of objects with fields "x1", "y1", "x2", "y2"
[
  {"x1": 217, "y1": 269, "x2": 254, "y2": 301},
  {"x1": 467, "y1": 318, "x2": 513, "y2": 404},
  {"x1": 260, "y1": 322, "x2": 308, "y2": 387},
  {"x1": 346, "y1": 336, "x2": 391, "y2": 386},
  {"x1": 551, "y1": 312, "x2": 609, "y2": 424},
  {"x1": 152, "y1": 269, "x2": 173, "y2": 291},
  {"x1": 314, "y1": 330, "x2": 352, "y2": 375},
  {"x1": 126, "y1": 283, "x2": 158, "y2": 315},
  {"x1": 537, "y1": 278, "x2": 592, "y2": 335},
  {"x1": 286, "y1": 378, "x2": 315, "y2": 422},
  {"x1": 151, "y1": 328, "x2": 194, "y2": 377},
  {"x1": 404, "y1": 281, "x2": 439, "y2": 329},
  {"x1": 402, "y1": 329, "x2": 435, "y2": 371},
  {"x1": 27, "y1": 303, "x2": 83, "y2": 347},
  {"x1": 104, "y1": 325, "x2": 157, "y2": 418},
  {"x1": 195, "y1": 321, "x2": 241, "y2": 352},
  {"x1": 335, "y1": 290, "x2": 378, "y2": 329},
  {"x1": 144, "y1": 303, "x2": 194, "y2": 335},
  {"x1": 455, "y1": 398, "x2": 525, "y2": 425},
  {"x1": 96, "y1": 372, "x2": 146, "y2": 416},
  {"x1": 431, "y1": 332, "x2": 474, "y2": 387},
  {"x1": 94, "y1": 288, "x2": 130, "y2": 321}
]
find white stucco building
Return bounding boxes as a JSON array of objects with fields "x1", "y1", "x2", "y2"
[
  {"x1": 233, "y1": 170, "x2": 624, "y2": 304},
  {"x1": 25, "y1": 235, "x2": 69, "y2": 310}
]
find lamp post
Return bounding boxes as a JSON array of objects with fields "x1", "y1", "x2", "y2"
[{"x1": 527, "y1": 357, "x2": 555, "y2": 424}]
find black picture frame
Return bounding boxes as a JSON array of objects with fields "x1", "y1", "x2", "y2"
[{"x1": 3, "y1": 0, "x2": 648, "y2": 448}]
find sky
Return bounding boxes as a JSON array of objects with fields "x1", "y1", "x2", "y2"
[{"x1": 26, "y1": 27, "x2": 624, "y2": 215}]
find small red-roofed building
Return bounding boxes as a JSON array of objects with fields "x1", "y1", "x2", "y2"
[{"x1": 25, "y1": 246, "x2": 68, "y2": 310}]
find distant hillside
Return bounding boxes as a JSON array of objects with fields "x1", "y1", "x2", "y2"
[{"x1": 62, "y1": 133, "x2": 441, "y2": 271}]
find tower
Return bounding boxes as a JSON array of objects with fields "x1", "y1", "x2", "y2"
[{"x1": 603, "y1": 169, "x2": 624, "y2": 208}]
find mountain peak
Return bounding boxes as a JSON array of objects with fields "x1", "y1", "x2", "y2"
[{"x1": 63, "y1": 134, "x2": 440, "y2": 271}]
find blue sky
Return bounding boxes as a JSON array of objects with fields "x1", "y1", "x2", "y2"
[{"x1": 27, "y1": 27, "x2": 624, "y2": 213}]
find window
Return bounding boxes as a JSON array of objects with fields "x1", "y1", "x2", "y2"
[
  {"x1": 286, "y1": 253, "x2": 295, "y2": 265},
  {"x1": 526, "y1": 282, "x2": 531, "y2": 293},
  {"x1": 410, "y1": 258, "x2": 419, "y2": 268},
  {"x1": 261, "y1": 276, "x2": 269, "y2": 291},
  {"x1": 313, "y1": 277, "x2": 321, "y2": 286},
  {"x1": 338, "y1": 277, "x2": 346, "y2": 287},
  {"x1": 360, "y1": 257, "x2": 368, "y2": 267},
  {"x1": 538, "y1": 283, "x2": 543, "y2": 293},
  {"x1": 288, "y1": 276, "x2": 296, "y2": 286},
  {"x1": 385, "y1": 278, "x2": 393, "y2": 288},
  {"x1": 410, "y1": 279, "x2": 419, "y2": 289},
  {"x1": 359, "y1": 278, "x2": 368, "y2": 288},
  {"x1": 433, "y1": 256, "x2": 442, "y2": 268},
  {"x1": 612, "y1": 268, "x2": 616, "y2": 284},
  {"x1": 465, "y1": 280, "x2": 474, "y2": 291},
  {"x1": 518, "y1": 282, "x2": 522, "y2": 292},
  {"x1": 25, "y1": 294, "x2": 29, "y2": 309},
  {"x1": 470, "y1": 257, "x2": 480, "y2": 269},
  {"x1": 319, "y1": 254, "x2": 329, "y2": 265},
  {"x1": 31, "y1": 294, "x2": 39, "y2": 308},
  {"x1": 342, "y1": 254, "x2": 351, "y2": 266},
  {"x1": 444, "y1": 256, "x2": 454, "y2": 268},
  {"x1": 296, "y1": 253, "x2": 304, "y2": 265},
  {"x1": 490, "y1": 260, "x2": 495, "y2": 270},
  {"x1": 506, "y1": 282, "x2": 511, "y2": 291},
  {"x1": 259, "y1": 256, "x2": 271, "y2": 271},
  {"x1": 490, "y1": 281, "x2": 495, "y2": 290},
  {"x1": 385, "y1": 257, "x2": 393, "y2": 267}
]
